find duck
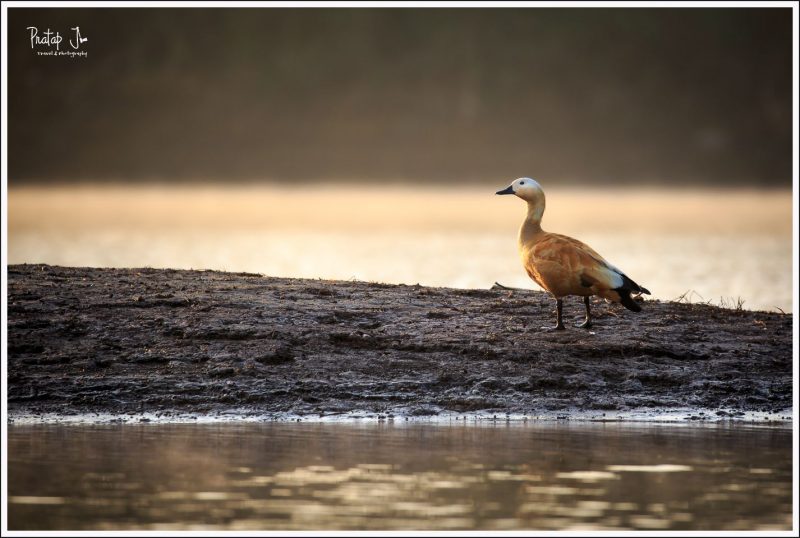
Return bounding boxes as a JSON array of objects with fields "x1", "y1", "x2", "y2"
[{"x1": 496, "y1": 177, "x2": 650, "y2": 330}]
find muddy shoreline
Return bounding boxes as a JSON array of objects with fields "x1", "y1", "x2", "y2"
[{"x1": 6, "y1": 265, "x2": 793, "y2": 423}]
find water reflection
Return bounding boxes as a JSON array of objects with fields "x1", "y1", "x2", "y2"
[{"x1": 7, "y1": 422, "x2": 792, "y2": 530}]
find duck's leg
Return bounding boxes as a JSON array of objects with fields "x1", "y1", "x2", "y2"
[
  {"x1": 557, "y1": 299, "x2": 565, "y2": 329},
  {"x1": 540, "y1": 298, "x2": 566, "y2": 331},
  {"x1": 554, "y1": 299, "x2": 566, "y2": 330},
  {"x1": 578, "y1": 296, "x2": 592, "y2": 329},
  {"x1": 542, "y1": 298, "x2": 566, "y2": 331}
]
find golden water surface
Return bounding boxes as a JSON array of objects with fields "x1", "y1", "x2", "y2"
[{"x1": 8, "y1": 184, "x2": 794, "y2": 311}]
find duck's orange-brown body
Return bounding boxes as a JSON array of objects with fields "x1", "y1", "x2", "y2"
[{"x1": 520, "y1": 228, "x2": 627, "y2": 304}]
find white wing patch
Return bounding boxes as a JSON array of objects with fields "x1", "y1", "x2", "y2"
[{"x1": 599, "y1": 265, "x2": 624, "y2": 289}]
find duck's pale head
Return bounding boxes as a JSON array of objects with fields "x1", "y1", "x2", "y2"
[{"x1": 495, "y1": 177, "x2": 544, "y2": 202}]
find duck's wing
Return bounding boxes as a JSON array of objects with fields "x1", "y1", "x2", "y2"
[{"x1": 533, "y1": 234, "x2": 650, "y2": 295}]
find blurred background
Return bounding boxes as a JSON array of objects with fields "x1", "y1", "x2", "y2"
[{"x1": 7, "y1": 7, "x2": 794, "y2": 312}]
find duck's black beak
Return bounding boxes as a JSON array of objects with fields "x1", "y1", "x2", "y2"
[{"x1": 495, "y1": 186, "x2": 514, "y2": 195}]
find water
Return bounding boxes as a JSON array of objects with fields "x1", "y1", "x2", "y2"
[
  {"x1": 8, "y1": 185, "x2": 793, "y2": 312},
  {"x1": 7, "y1": 422, "x2": 793, "y2": 530}
]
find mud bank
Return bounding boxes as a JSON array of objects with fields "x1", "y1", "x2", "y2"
[{"x1": 6, "y1": 265, "x2": 793, "y2": 423}]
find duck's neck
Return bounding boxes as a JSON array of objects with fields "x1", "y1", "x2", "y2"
[{"x1": 519, "y1": 200, "x2": 545, "y2": 245}]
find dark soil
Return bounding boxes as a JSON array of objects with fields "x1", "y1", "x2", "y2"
[{"x1": 6, "y1": 264, "x2": 793, "y2": 421}]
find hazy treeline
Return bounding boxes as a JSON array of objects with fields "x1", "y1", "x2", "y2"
[{"x1": 8, "y1": 8, "x2": 792, "y2": 185}]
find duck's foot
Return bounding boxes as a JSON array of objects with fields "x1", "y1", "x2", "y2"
[
  {"x1": 577, "y1": 319, "x2": 592, "y2": 329},
  {"x1": 541, "y1": 323, "x2": 566, "y2": 332}
]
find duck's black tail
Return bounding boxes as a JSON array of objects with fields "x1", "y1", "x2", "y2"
[
  {"x1": 614, "y1": 273, "x2": 650, "y2": 312},
  {"x1": 616, "y1": 289, "x2": 642, "y2": 312}
]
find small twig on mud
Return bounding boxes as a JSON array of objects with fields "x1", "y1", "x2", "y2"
[
  {"x1": 674, "y1": 290, "x2": 705, "y2": 304},
  {"x1": 492, "y1": 282, "x2": 522, "y2": 291},
  {"x1": 717, "y1": 296, "x2": 746, "y2": 311}
]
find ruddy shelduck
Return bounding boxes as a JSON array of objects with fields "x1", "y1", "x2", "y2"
[{"x1": 496, "y1": 177, "x2": 650, "y2": 330}]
